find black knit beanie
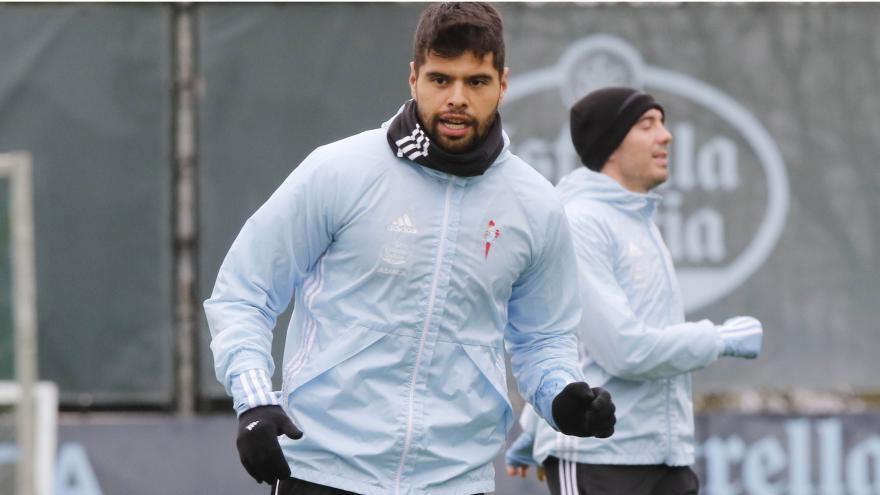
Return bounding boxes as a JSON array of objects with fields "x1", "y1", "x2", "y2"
[{"x1": 570, "y1": 87, "x2": 665, "y2": 171}]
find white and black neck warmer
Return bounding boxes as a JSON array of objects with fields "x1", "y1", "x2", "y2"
[{"x1": 386, "y1": 100, "x2": 503, "y2": 177}]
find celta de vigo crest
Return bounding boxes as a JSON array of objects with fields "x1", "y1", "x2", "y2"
[{"x1": 503, "y1": 35, "x2": 790, "y2": 313}]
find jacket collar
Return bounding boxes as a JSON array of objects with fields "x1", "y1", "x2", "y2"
[{"x1": 557, "y1": 167, "x2": 662, "y2": 219}]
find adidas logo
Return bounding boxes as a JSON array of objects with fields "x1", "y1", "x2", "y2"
[
  {"x1": 395, "y1": 124, "x2": 430, "y2": 160},
  {"x1": 387, "y1": 213, "x2": 418, "y2": 234},
  {"x1": 245, "y1": 420, "x2": 259, "y2": 431}
]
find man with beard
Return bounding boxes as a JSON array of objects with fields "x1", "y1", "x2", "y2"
[
  {"x1": 504, "y1": 87, "x2": 764, "y2": 495},
  {"x1": 205, "y1": 4, "x2": 616, "y2": 495}
]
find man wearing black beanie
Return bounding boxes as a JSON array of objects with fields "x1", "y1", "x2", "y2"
[
  {"x1": 505, "y1": 87, "x2": 765, "y2": 494},
  {"x1": 569, "y1": 87, "x2": 665, "y2": 173}
]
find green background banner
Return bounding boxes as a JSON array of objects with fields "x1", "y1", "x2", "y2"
[{"x1": 0, "y1": 5, "x2": 172, "y2": 405}]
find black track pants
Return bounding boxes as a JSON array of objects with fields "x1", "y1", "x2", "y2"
[
  {"x1": 269, "y1": 478, "x2": 357, "y2": 495},
  {"x1": 269, "y1": 477, "x2": 485, "y2": 495},
  {"x1": 542, "y1": 456, "x2": 700, "y2": 495}
]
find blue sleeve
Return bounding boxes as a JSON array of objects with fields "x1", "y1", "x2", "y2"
[
  {"x1": 204, "y1": 150, "x2": 338, "y2": 400},
  {"x1": 568, "y1": 211, "x2": 723, "y2": 381},
  {"x1": 505, "y1": 205, "x2": 585, "y2": 431},
  {"x1": 228, "y1": 369, "x2": 281, "y2": 416}
]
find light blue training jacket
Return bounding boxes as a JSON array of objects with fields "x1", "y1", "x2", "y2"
[
  {"x1": 512, "y1": 167, "x2": 725, "y2": 468},
  {"x1": 205, "y1": 116, "x2": 586, "y2": 495}
]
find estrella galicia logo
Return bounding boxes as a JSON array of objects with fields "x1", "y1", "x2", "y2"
[{"x1": 503, "y1": 35, "x2": 790, "y2": 313}]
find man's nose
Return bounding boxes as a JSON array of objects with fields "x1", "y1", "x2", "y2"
[
  {"x1": 659, "y1": 125, "x2": 672, "y2": 144},
  {"x1": 446, "y1": 81, "x2": 468, "y2": 109}
]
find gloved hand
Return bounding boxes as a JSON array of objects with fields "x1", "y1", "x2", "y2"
[
  {"x1": 236, "y1": 405, "x2": 303, "y2": 484},
  {"x1": 718, "y1": 316, "x2": 763, "y2": 359},
  {"x1": 551, "y1": 382, "x2": 615, "y2": 438},
  {"x1": 505, "y1": 431, "x2": 537, "y2": 471}
]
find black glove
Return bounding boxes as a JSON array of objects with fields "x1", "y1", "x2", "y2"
[
  {"x1": 551, "y1": 382, "x2": 616, "y2": 438},
  {"x1": 236, "y1": 405, "x2": 303, "y2": 484}
]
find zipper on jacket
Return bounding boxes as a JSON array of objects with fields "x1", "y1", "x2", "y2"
[
  {"x1": 665, "y1": 377, "x2": 673, "y2": 462},
  {"x1": 642, "y1": 214, "x2": 677, "y2": 464},
  {"x1": 394, "y1": 177, "x2": 455, "y2": 495}
]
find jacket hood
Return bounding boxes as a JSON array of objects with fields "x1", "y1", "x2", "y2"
[{"x1": 557, "y1": 166, "x2": 661, "y2": 217}]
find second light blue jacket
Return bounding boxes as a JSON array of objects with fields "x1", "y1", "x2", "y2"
[
  {"x1": 514, "y1": 167, "x2": 725, "y2": 467},
  {"x1": 205, "y1": 118, "x2": 585, "y2": 495}
]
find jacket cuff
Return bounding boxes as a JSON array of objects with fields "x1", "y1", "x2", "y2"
[
  {"x1": 533, "y1": 371, "x2": 579, "y2": 431},
  {"x1": 230, "y1": 368, "x2": 280, "y2": 416},
  {"x1": 505, "y1": 430, "x2": 538, "y2": 467},
  {"x1": 218, "y1": 347, "x2": 275, "y2": 392}
]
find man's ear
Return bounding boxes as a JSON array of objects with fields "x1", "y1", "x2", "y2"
[
  {"x1": 409, "y1": 61, "x2": 418, "y2": 100},
  {"x1": 498, "y1": 66, "x2": 510, "y2": 104}
]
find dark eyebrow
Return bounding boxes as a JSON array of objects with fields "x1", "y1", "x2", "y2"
[
  {"x1": 468, "y1": 73, "x2": 495, "y2": 81},
  {"x1": 424, "y1": 71, "x2": 495, "y2": 81}
]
